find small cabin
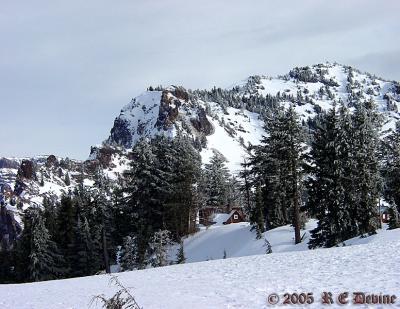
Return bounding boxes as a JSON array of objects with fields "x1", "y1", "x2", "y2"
[
  {"x1": 199, "y1": 207, "x2": 246, "y2": 226},
  {"x1": 223, "y1": 209, "x2": 245, "y2": 225}
]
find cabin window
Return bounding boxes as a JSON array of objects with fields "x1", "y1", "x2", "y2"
[{"x1": 233, "y1": 214, "x2": 238, "y2": 220}]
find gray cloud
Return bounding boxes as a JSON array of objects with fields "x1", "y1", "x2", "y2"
[{"x1": 0, "y1": 0, "x2": 399, "y2": 159}]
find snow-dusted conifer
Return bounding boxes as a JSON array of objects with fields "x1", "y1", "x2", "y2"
[
  {"x1": 120, "y1": 235, "x2": 139, "y2": 271},
  {"x1": 74, "y1": 215, "x2": 96, "y2": 276},
  {"x1": 308, "y1": 106, "x2": 348, "y2": 248},
  {"x1": 64, "y1": 172, "x2": 71, "y2": 186},
  {"x1": 351, "y1": 100, "x2": 380, "y2": 235},
  {"x1": 388, "y1": 205, "x2": 400, "y2": 230},
  {"x1": 176, "y1": 241, "x2": 186, "y2": 264},
  {"x1": 382, "y1": 121, "x2": 400, "y2": 214},
  {"x1": 148, "y1": 230, "x2": 172, "y2": 267},
  {"x1": 264, "y1": 238, "x2": 272, "y2": 254},
  {"x1": 27, "y1": 207, "x2": 59, "y2": 281},
  {"x1": 204, "y1": 150, "x2": 231, "y2": 209},
  {"x1": 246, "y1": 105, "x2": 305, "y2": 243}
]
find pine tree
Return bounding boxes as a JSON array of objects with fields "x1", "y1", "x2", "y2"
[
  {"x1": 16, "y1": 207, "x2": 60, "y2": 282},
  {"x1": 91, "y1": 171, "x2": 115, "y2": 274},
  {"x1": 223, "y1": 249, "x2": 227, "y2": 259},
  {"x1": 283, "y1": 105, "x2": 306, "y2": 244},
  {"x1": 245, "y1": 105, "x2": 305, "y2": 243},
  {"x1": 122, "y1": 138, "x2": 167, "y2": 267},
  {"x1": 28, "y1": 209, "x2": 59, "y2": 281},
  {"x1": 73, "y1": 215, "x2": 96, "y2": 276},
  {"x1": 226, "y1": 176, "x2": 243, "y2": 211},
  {"x1": 204, "y1": 150, "x2": 231, "y2": 210},
  {"x1": 64, "y1": 173, "x2": 71, "y2": 186},
  {"x1": 351, "y1": 100, "x2": 380, "y2": 235},
  {"x1": 382, "y1": 121, "x2": 400, "y2": 214},
  {"x1": 111, "y1": 185, "x2": 132, "y2": 247},
  {"x1": 251, "y1": 185, "x2": 265, "y2": 239},
  {"x1": 337, "y1": 103, "x2": 356, "y2": 239},
  {"x1": 240, "y1": 158, "x2": 253, "y2": 215},
  {"x1": 42, "y1": 196, "x2": 57, "y2": 237},
  {"x1": 176, "y1": 241, "x2": 186, "y2": 264},
  {"x1": 54, "y1": 194, "x2": 76, "y2": 276},
  {"x1": 120, "y1": 235, "x2": 139, "y2": 271},
  {"x1": 246, "y1": 106, "x2": 288, "y2": 230},
  {"x1": 387, "y1": 205, "x2": 400, "y2": 230},
  {"x1": 308, "y1": 100, "x2": 381, "y2": 248},
  {"x1": 307, "y1": 106, "x2": 350, "y2": 248},
  {"x1": 162, "y1": 135, "x2": 202, "y2": 237},
  {"x1": 148, "y1": 230, "x2": 172, "y2": 267},
  {"x1": 264, "y1": 238, "x2": 272, "y2": 254}
]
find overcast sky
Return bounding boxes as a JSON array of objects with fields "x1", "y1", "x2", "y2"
[{"x1": 1, "y1": 0, "x2": 399, "y2": 159}]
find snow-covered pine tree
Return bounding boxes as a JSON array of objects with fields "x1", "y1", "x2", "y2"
[
  {"x1": 307, "y1": 106, "x2": 349, "y2": 248},
  {"x1": 351, "y1": 100, "x2": 381, "y2": 235},
  {"x1": 26, "y1": 207, "x2": 60, "y2": 282},
  {"x1": 73, "y1": 215, "x2": 97, "y2": 276},
  {"x1": 64, "y1": 172, "x2": 71, "y2": 186},
  {"x1": 54, "y1": 193, "x2": 76, "y2": 276},
  {"x1": 226, "y1": 176, "x2": 243, "y2": 211},
  {"x1": 42, "y1": 196, "x2": 58, "y2": 238},
  {"x1": 337, "y1": 103, "x2": 356, "y2": 239},
  {"x1": 148, "y1": 230, "x2": 172, "y2": 268},
  {"x1": 118, "y1": 135, "x2": 201, "y2": 268},
  {"x1": 120, "y1": 235, "x2": 139, "y2": 271},
  {"x1": 308, "y1": 99, "x2": 381, "y2": 247},
  {"x1": 91, "y1": 170, "x2": 115, "y2": 274},
  {"x1": 203, "y1": 150, "x2": 231, "y2": 210},
  {"x1": 387, "y1": 205, "x2": 400, "y2": 230},
  {"x1": 251, "y1": 185, "x2": 265, "y2": 239},
  {"x1": 382, "y1": 121, "x2": 400, "y2": 214},
  {"x1": 163, "y1": 135, "x2": 202, "y2": 237},
  {"x1": 245, "y1": 106, "x2": 289, "y2": 230},
  {"x1": 264, "y1": 238, "x2": 272, "y2": 254},
  {"x1": 122, "y1": 138, "x2": 167, "y2": 268},
  {"x1": 240, "y1": 158, "x2": 253, "y2": 215},
  {"x1": 176, "y1": 241, "x2": 186, "y2": 264},
  {"x1": 245, "y1": 105, "x2": 306, "y2": 244},
  {"x1": 281, "y1": 105, "x2": 306, "y2": 244}
]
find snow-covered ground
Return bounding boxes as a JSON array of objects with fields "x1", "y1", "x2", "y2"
[
  {"x1": 181, "y1": 219, "x2": 316, "y2": 263},
  {"x1": 1, "y1": 223, "x2": 399, "y2": 309}
]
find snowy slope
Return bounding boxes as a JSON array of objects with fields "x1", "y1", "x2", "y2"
[
  {"x1": 181, "y1": 220, "x2": 316, "y2": 263},
  {"x1": 1, "y1": 227, "x2": 398, "y2": 309},
  {"x1": 200, "y1": 104, "x2": 264, "y2": 172}
]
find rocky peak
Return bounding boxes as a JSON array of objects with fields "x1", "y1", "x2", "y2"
[
  {"x1": 45, "y1": 155, "x2": 58, "y2": 168},
  {"x1": 105, "y1": 86, "x2": 208, "y2": 149},
  {"x1": 17, "y1": 160, "x2": 37, "y2": 180}
]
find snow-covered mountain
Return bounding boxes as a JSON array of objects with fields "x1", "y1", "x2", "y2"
[
  {"x1": 1, "y1": 62, "x2": 400, "y2": 212},
  {"x1": 105, "y1": 62, "x2": 400, "y2": 171}
]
